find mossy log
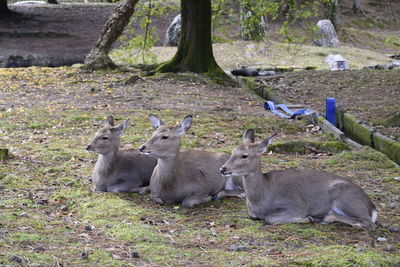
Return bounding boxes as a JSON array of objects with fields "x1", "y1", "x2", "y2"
[
  {"x1": 0, "y1": 148, "x2": 9, "y2": 160},
  {"x1": 270, "y1": 141, "x2": 350, "y2": 155}
]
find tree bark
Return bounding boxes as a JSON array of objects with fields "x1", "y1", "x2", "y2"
[
  {"x1": 157, "y1": 0, "x2": 228, "y2": 80},
  {"x1": 84, "y1": 0, "x2": 139, "y2": 69},
  {"x1": 0, "y1": 0, "x2": 11, "y2": 17},
  {"x1": 352, "y1": 0, "x2": 361, "y2": 14}
]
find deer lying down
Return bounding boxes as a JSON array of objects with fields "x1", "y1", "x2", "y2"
[
  {"x1": 139, "y1": 115, "x2": 244, "y2": 208},
  {"x1": 220, "y1": 129, "x2": 377, "y2": 229},
  {"x1": 86, "y1": 116, "x2": 157, "y2": 193}
]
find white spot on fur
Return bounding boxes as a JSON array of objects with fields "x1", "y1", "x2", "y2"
[
  {"x1": 225, "y1": 177, "x2": 234, "y2": 190},
  {"x1": 371, "y1": 209, "x2": 378, "y2": 223}
]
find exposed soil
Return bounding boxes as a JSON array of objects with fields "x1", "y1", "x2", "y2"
[
  {"x1": 0, "y1": 4, "x2": 115, "y2": 67},
  {"x1": 256, "y1": 69, "x2": 400, "y2": 140}
]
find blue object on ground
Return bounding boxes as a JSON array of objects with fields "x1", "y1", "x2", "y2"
[
  {"x1": 264, "y1": 101, "x2": 312, "y2": 119},
  {"x1": 326, "y1": 98, "x2": 336, "y2": 126}
]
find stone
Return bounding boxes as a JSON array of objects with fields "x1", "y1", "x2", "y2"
[
  {"x1": 385, "y1": 244, "x2": 396, "y2": 252},
  {"x1": 388, "y1": 226, "x2": 399, "y2": 232},
  {"x1": 229, "y1": 244, "x2": 249, "y2": 252},
  {"x1": 388, "y1": 203, "x2": 398, "y2": 209},
  {"x1": 314, "y1": 20, "x2": 340, "y2": 48},
  {"x1": 394, "y1": 177, "x2": 400, "y2": 182},
  {"x1": 164, "y1": 14, "x2": 181, "y2": 47},
  {"x1": 130, "y1": 252, "x2": 140, "y2": 258},
  {"x1": 377, "y1": 237, "x2": 387, "y2": 242},
  {"x1": 325, "y1": 54, "x2": 349, "y2": 71}
]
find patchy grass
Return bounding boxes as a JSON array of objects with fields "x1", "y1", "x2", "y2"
[
  {"x1": 111, "y1": 40, "x2": 392, "y2": 71},
  {"x1": 0, "y1": 67, "x2": 399, "y2": 266}
]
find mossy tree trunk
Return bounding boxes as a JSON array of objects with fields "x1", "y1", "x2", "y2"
[
  {"x1": 157, "y1": 0, "x2": 228, "y2": 80},
  {"x1": 84, "y1": 0, "x2": 139, "y2": 69},
  {"x1": 352, "y1": 0, "x2": 361, "y2": 14},
  {"x1": 0, "y1": 0, "x2": 13, "y2": 18}
]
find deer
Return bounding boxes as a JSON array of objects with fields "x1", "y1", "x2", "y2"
[
  {"x1": 86, "y1": 115, "x2": 157, "y2": 193},
  {"x1": 220, "y1": 129, "x2": 377, "y2": 229},
  {"x1": 139, "y1": 114, "x2": 244, "y2": 208}
]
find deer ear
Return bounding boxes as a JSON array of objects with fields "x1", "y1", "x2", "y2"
[
  {"x1": 256, "y1": 133, "x2": 276, "y2": 154},
  {"x1": 104, "y1": 115, "x2": 114, "y2": 127},
  {"x1": 176, "y1": 115, "x2": 192, "y2": 136},
  {"x1": 149, "y1": 115, "x2": 165, "y2": 130},
  {"x1": 114, "y1": 119, "x2": 129, "y2": 136},
  {"x1": 243, "y1": 129, "x2": 255, "y2": 143}
]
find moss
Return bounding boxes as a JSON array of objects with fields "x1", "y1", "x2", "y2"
[
  {"x1": 352, "y1": 18, "x2": 377, "y2": 29},
  {"x1": 270, "y1": 141, "x2": 350, "y2": 154},
  {"x1": 373, "y1": 133, "x2": 400, "y2": 164},
  {"x1": 294, "y1": 245, "x2": 400, "y2": 266},
  {"x1": 342, "y1": 113, "x2": 373, "y2": 146},
  {"x1": 374, "y1": 112, "x2": 400, "y2": 127},
  {"x1": 0, "y1": 148, "x2": 9, "y2": 160},
  {"x1": 384, "y1": 36, "x2": 400, "y2": 48},
  {"x1": 325, "y1": 146, "x2": 398, "y2": 171}
]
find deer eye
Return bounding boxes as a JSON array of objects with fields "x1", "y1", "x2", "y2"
[
  {"x1": 161, "y1": 136, "x2": 169, "y2": 140},
  {"x1": 102, "y1": 136, "x2": 109, "y2": 140},
  {"x1": 241, "y1": 154, "x2": 248, "y2": 159}
]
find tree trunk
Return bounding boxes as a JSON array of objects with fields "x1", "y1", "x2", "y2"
[
  {"x1": 0, "y1": 0, "x2": 11, "y2": 17},
  {"x1": 157, "y1": 0, "x2": 228, "y2": 80},
  {"x1": 84, "y1": 0, "x2": 139, "y2": 69},
  {"x1": 352, "y1": 0, "x2": 361, "y2": 14},
  {"x1": 324, "y1": 0, "x2": 340, "y2": 30}
]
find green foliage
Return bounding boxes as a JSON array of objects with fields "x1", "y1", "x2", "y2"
[
  {"x1": 117, "y1": 0, "x2": 175, "y2": 65},
  {"x1": 384, "y1": 35, "x2": 400, "y2": 48},
  {"x1": 211, "y1": 0, "x2": 234, "y2": 43},
  {"x1": 238, "y1": 0, "x2": 322, "y2": 51},
  {"x1": 239, "y1": 0, "x2": 279, "y2": 41}
]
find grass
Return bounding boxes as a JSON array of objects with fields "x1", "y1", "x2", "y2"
[
  {"x1": 0, "y1": 66, "x2": 399, "y2": 266},
  {"x1": 111, "y1": 40, "x2": 392, "y2": 71}
]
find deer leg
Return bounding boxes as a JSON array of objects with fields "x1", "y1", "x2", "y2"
[
  {"x1": 130, "y1": 186, "x2": 150, "y2": 194},
  {"x1": 328, "y1": 190, "x2": 377, "y2": 229},
  {"x1": 182, "y1": 195, "x2": 212, "y2": 208},
  {"x1": 214, "y1": 189, "x2": 245, "y2": 200},
  {"x1": 264, "y1": 209, "x2": 311, "y2": 225},
  {"x1": 323, "y1": 213, "x2": 376, "y2": 229}
]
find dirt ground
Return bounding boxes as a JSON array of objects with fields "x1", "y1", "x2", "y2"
[
  {"x1": 0, "y1": 4, "x2": 116, "y2": 67},
  {"x1": 256, "y1": 69, "x2": 400, "y2": 140},
  {"x1": 0, "y1": 3, "x2": 178, "y2": 67}
]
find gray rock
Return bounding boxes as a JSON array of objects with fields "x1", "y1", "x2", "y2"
[
  {"x1": 164, "y1": 14, "x2": 181, "y2": 47},
  {"x1": 377, "y1": 237, "x2": 388, "y2": 242},
  {"x1": 385, "y1": 244, "x2": 396, "y2": 251},
  {"x1": 394, "y1": 176, "x2": 400, "y2": 182},
  {"x1": 388, "y1": 226, "x2": 399, "y2": 232},
  {"x1": 314, "y1": 20, "x2": 340, "y2": 48},
  {"x1": 388, "y1": 202, "x2": 398, "y2": 209},
  {"x1": 229, "y1": 244, "x2": 249, "y2": 252}
]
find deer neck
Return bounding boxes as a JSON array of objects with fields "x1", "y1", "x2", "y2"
[
  {"x1": 154, "y1": 153, "x2": 179, "y2": 184},
  {"x1": 94, "y1": 151, "x2": 117, "y2": 179},
  {"x1": 242, "y1": 161, "x2": 268, "y2": 203}
]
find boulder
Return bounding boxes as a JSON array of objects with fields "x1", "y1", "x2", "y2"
[
  {"x1": 314, "y1": 19, "x2": 340, "y2": 48},
  {"x1": 164, "y1": 14, "x2": 181, "y2": 47}
]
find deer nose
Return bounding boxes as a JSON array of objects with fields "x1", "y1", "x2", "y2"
[
  {"x1": 86, "y1": 145, "x2": 92, "y2": 151},
  {"x1": 139, "y1": 146, "x2": 145, "y2": 152},
  {"x1": 219, "y1": 167, "x2": 226, "y2": 174}
]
